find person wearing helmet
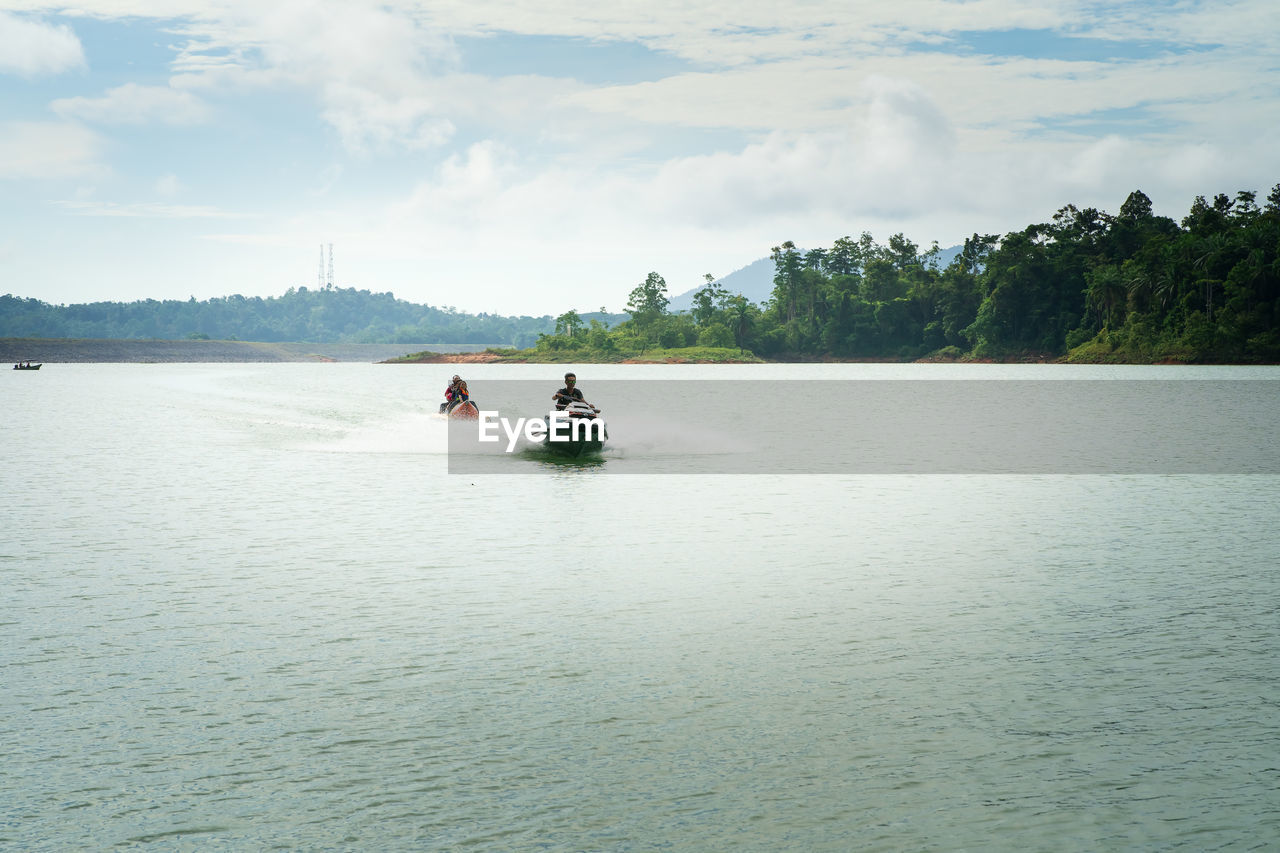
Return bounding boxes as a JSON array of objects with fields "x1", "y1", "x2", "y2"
[
  {"x1": 441, "y1": 374, "x2": 470, "y2": 413},
  {"x1": 552, "y1": 372, "x2": 586, "y2": 410}
]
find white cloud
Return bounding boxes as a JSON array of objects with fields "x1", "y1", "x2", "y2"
[
  {"x1": 51, "y1": 84, "x2": 212, "y2": 125},
  {"x1": 155, "y1": 173, "x2": 183, "y2": 195},
  {"x1": 4, "y1": 0, "x2": 1279, "y2": 311},
  {"x1": 0, "y1": 11, "x2": 84, "y2": 76},
  {"x1": 25, "y1": 2, "x2": 1269, "y2": 155},
  {"x1": 1084, "y1": 0, "x2": 1280, "y2": 49},
  {"x1": 318, "y1": 84, "x2": 454, "y2": 152},
  {"x1": 340, "y1": 55, "x2": 1279, "y2": 311},
  {"x1": 52, "y1": 199, "x2": 252, "y2": 218},
  {"x1": 633, "y1": 76, "x2": 959, "y2": 223},
  {"x1": 309, "y1": 163, "x2": 343, "y2": 197},
  {"x1": 394, "y1": 140, "x2": 520, "y2": 221},
  {"x1": 0, "y1": 121, "x2": 102, "y2": 179},
  {"x1": 168, "y1": 0, "x2": 460, "y2": 152}
]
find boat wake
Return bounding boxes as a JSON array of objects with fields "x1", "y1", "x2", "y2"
[
  {"x1": 296, "y1": 412, "x2": 447, "y2": 455},
  {"x1": 600, "y1": 413, "x2": 756, "y2": 459},
  {"x1": 291, "y1": 408, "x2": 755, "y2": 467}
]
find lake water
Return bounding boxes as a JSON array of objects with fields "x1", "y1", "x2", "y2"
[{"x1": 4, "y1": 363, "x2": 1279, "y2": 850}]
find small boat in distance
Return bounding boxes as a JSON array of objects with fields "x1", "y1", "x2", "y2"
[{"x1": 13, "y1": 362, "x2": 41, "y2": 370}]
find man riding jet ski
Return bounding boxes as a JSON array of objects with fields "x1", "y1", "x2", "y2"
[
  {"x1": 546, "y1": 372, "x2": 606, "y2": 455},
  {"x1": 440, "y1": 374, "x2": 479, "y2": 419}
]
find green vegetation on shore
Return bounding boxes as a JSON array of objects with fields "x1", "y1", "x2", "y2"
[
  {"x1": 387, "y1": 344, "x2": 763, "y2": 364},
  {"x1": 711, "y1": 185, "x2": 1280, "y2": 364},
  {"x1": 7, "y1": 185, "x2": 1280, "y2": 364},
  {"x1": 412, "y1": 185, "x2": 1280, "y2": 365},
  {"x1": 0, "y1": 288, "x2": 568, "y2": 347},
  {"x1": 0, "y1": 338, "x2": 443, "y2": 364}
]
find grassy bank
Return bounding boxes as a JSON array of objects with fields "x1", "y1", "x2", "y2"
[
  {"x1": 385, "y1": 344, "x2": 1080, "y2": 365},
  {"x1": 385, "y1": 345, "x2": 765, "y2": 364}
]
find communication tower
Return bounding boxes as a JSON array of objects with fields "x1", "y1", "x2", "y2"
[
  {"x1": 327, "y1": 243, "x2": 334, "y2": 289},
  {"x1": 317, "y1": 244, "x2": 324, "y2": 289}
]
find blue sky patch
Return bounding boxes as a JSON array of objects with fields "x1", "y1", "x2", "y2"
[
  {"x1": 2, "y1": 4, "x2": 1274, "y2": 313},
  {"x1": 457, "y1": 33, "x2": 699, "y2": 85},
  {"x1": 912, "y1": 28, "x2": 1205, "y2": 62},
  {"x1": 1, "y1": 16, "x2": 180, "y2": 121},
  {"x1": 1031, "y1": 103, "x2": 1182, "y2": 138},
  {"x1": 65, "y1": 14, "x2": 181, "y2": 82}
]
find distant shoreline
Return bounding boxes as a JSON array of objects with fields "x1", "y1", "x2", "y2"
[
  {"x1": 3, "y1": 337, "x2": 1259, "y2": 365},
  {"x1": 383, "y1": 348, "x2": 1055, "y2": 365},
  {"x1": 0, "y1": 338, "x2": 495, "y2": 363},
  {"x1": 383, "y1": 349, "x2": 1254, "y2": 365}
]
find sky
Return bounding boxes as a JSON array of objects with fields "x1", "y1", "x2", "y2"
[{"x1": 1, "y1": 1, "x2": 1277, "y2": 316}]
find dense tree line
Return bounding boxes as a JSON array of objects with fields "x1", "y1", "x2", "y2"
[
  {"x1": 0, "y1": 286, "x2": 559, "y2": 348},
  {"x1": 748, "y1": 185, "x2": 1280, "y2": 361},
  {"x1": 9, "y1": 186, "x2": 1279, "y2": 362},
  {"x1": 533, "y1": 185, "x2": 1280, "y2": 362}
]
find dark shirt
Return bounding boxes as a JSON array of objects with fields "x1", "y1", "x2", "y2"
[{"x1": 554, "y1": 386, "x2": 584, "y2": 409}]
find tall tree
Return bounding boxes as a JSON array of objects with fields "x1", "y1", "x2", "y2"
[
  {"x1": 1118, "y1": 189, "x2": 1154, "y2": 222},
  {"x1": 886, "y1": 233, "x2": 919, "y2": 271},
  {"x1": 555, "y1": 309, "x2": 582, "y2": 337},
  {"x1": 691, "y1": 273, "x2": 728, "y2": 328},
  {"x1": 770, "y1": 241, "x2": 802, "y2": 326},
  {"x1": 827, "y1": 236, "x2": 860, "y2": 276},
  {"x1": 803, "y1": 248, "x2": 827, "y2": 270},
  {"x1": 626, "y1": 272, "x2": 670, "y2": 326},
  {"x1": 724, "y1": 295, "x2": 757, "y2": 353}
]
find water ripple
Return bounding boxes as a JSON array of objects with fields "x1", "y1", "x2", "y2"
[{"x1": 3, "y1": 365, "x2": 1278, "y2": 850}]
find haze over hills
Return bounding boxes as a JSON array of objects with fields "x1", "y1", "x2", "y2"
[
  {"x1": 9, "y1": 182, "x2": 1280, "y2": 366},
  {"x1": 2, "y1": 245, "x2": 961, "y2": 342},
  {"x1": 667, "y1": 258, "x2": 775, "y2": 313},
  {"x1": 667, "y1": 245, "x2": 963, "y2": 312}
]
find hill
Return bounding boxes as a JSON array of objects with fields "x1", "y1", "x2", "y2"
[
  {"x1": 668, "y1": 245, "x2": 962, "y2": 311},
  {"x1": 0, "y1": 338, "x2": 489, "y2": 363},
  {"x1": 0, "y1": 289, "x2": 552, "y2": 347},
  {"x1": 668, "y1": 257, "x2": 775, "y2": 312}
]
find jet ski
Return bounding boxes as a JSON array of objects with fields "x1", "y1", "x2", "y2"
[
  {"x1": 543, "y1": 399, "x2": 607, "y2": 457},
  {"x1": 439, "y1": 398, "x2": 480, "y2": 420}
]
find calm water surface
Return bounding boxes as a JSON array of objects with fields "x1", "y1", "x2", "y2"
[{"x1": 3, "y1": 363, "x2": 1278, "y2": 850}]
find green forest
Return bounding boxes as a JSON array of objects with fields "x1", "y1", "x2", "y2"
[
  {"x1": 528, "y1": 186, "x2": 1280, "y2": 363},
  {"x1": 0, "y1": 287, "x2": 563, "y2": 348},
  {"x1": 6, "y1": 185, "x2": 1280, "y2": 362}
]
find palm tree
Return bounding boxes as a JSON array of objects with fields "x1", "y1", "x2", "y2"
[
  {"x1": 726, "y1": 296, "x2": 755, "y2": 353},
  {"x1": 771, "y1": 241, "x2": 800, "y2": 325},
  {"x1": 1150, "y1": 266, "x2": 1178, "y2": 310},
  {"x1": 1085, "y1": 267, "x2": 1126, "y2": 328}
]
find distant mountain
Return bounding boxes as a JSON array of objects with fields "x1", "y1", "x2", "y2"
[
  {"x1": 934, "y1": 244, "x2": 962, "y2": 270},
  {"x1": 668, "y1": 245, "x2": 963, "y2": 312},
  {"x1": 668, "y1": 258, "x2": 775, "y2": 312}
]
